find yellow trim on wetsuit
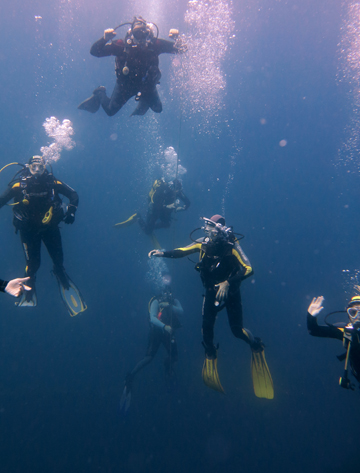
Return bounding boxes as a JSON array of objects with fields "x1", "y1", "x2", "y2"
[
  {"x1": 56, "y1": 180, "x2": 62, "y2": 185},
  {"x1": 149, "y1": 180, "x2": 162, "y2": 204},
  {"x1": 173, "y1": 242, "x2": 202, "y2": 253},
  {"x1": 231, "y1": 248, "x2": 252, "y2": 276},
  {"x1": 12, "y1": 182, "x2": 20, "y2": 188}
]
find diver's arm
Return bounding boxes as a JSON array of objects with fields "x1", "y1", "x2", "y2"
[
  {"x1": 55, "y1": 181, "x2": 79, "y2": 208},
  {"x1": 163, "y1": 242, "x2": 202, "y2": 259},
  {"x1": 90, "y1": 37, "x2": 125, "y2": 57},
  {"x1": 307, "y1": 313, "x2": 343, "y2": 340},
  {"x1": 155, "y1": 38, "x2": 179, "y2": 54},
  {"x1": 0, "y1": 184, "x2": 19, "y2": 209},
  {"x1": 177, "y1": 191, "x2": 190, "y2": 211},
  {"x1": 0, "y1": 279, "x2": 8, "y2": 292},
  {"x1": 149, "y1": 299, "x2": 166, "y2": 330},
  {"x1": 228, "y1": 245, "x2": 253, "y2": 283},
  {"x1": 155, "y1": 38, "x2": 187, "y2": 54},
  {"x1": 171, "y1": 299, "x2": 184, "y2": 316},
  {"x1": 149, "y1": 241, "x2": 202, "y2": 259}
]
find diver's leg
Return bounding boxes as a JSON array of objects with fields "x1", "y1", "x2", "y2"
[
  {"x1": 148, "y1": 87, "x2": 163, "y2": 113},
  {"x1": 163, "y1": 332, "x2": 178, "y2": 378},
  {"x1": 202, "y1": 289, "x2": 218, "y2": 358},
  {"x1": 130, "y1": 96, "x2": 150, "y2": 116},
  {"x1": 100, "y1": 81, "x2": 130, "y2": 117},
  {"x1": 140, "y1": 206, "x2": 157, "y2": 235},
  {"x1": 226, "y1": 289, "x2": 261, "y2": 349},
  {"x1": 42, "y1": 227, "x2": 69, "y2": 289},
  {"x1": 128, "y1": 326, "x2": 162, "y2": 380},
  {"x1": 19, "y1": 227, "x2": 41, "y2": 287},
  {"x1": 153, "y1": 211, "x2": 171, "y2": 230}
]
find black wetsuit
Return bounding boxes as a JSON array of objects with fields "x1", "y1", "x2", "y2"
[
  {"x1": 90, "y1": 36, "x2": 181, "y2": 116},
  {"x1": 0, "y1": 170, "x2": 78, "y2": 294},
  {"x1": 139, "y1": 179, "x2": 190, "y2": 235},
  {"x1": 307, "y1": 313, "x2": 360, "y2": 386},
  {"x1": 0, "y1": 279, "x2": 8, "y2": 292},
  {"x1": 159, "y1": 236, "x2": 257, "y2": 358},
  {"x1": 126, "y1": 297, "x2": 183, "y2": 385}
]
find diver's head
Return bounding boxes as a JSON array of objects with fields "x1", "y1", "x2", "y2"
[
  {"x1": 210, "y1": 214, "x2": 226, "y2": 226},
  {"x1": 129, "y1": 17, "x2": 154, "y2": 45},
  {"x1": 161, "y1": 281, "x2": 173, "y2": 303},
  {"x1": 202, "y1": 215, "x2": 227, "y2": 242},
  {"x1": 172, "y1": 178, "x2": 182, "y2": 192},
  {"x1": 347, "y1": 296, "x2": 360, "y2": 328},
  {"x1": 28, "y1": 156, "x2": 45, "y2": 178}
]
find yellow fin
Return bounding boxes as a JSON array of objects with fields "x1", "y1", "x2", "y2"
[
  {"x1": 251, "y1": 350, "x2": 274, "y2": 399},
  {"x1": 202, "y1": 355, "x2": 225, "y2": 394}
]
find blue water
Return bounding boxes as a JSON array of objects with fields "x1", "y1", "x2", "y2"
[{"x1": 1, "y1": 0, "x2": 359, "y2": 472}]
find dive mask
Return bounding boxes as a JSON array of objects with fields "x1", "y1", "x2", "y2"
[
  {"x1": 29, "y1": 162, "x2": 45, "y2": 175},
  {"x1": 28, "y1": 156, "x2": 45, "y2": 177},
  {"x1": 201, "y1": 217, "x2": 231, "y2": 241},
  {"x1": 347, "y1": 306, "x2": 360, "y2": 327}
]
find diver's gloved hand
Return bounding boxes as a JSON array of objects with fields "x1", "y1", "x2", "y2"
[
  {"x1": 175, "y1": 206, "x2": 185, "y2": 212},
  {"x1": 5, "y1": 277, "x2": 31, "y2": 297},
  {"x1": 165, "y1": 203, "x2": 177, "y2": 209},
  {"x1": 64, "y1": 205, "x2": 76, "y2": 224},
  {"x1": 308, "y1": 296, "x2": 324, "y2": 316},
  {"x1": 164, "y1": 325, "x2": 173, "y2": 335},
  {"x1": 104, "y1": 28, "x2": 116, "y2": 41},
  {"x1": 159, "y1": 301, "x2": 170, "y2": 309},
  {"x1": 148, "y1": 250, "x2": 164, "y2": 258},
  {"x1": 215, "y1": 280, "x2": 230, "y2": 302}
]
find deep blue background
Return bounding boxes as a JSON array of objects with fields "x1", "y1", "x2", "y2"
[{"x1": 1, "y1": 1, "x2": 360, "y2": 472}]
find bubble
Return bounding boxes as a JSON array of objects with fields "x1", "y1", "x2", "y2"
[
  {"x1": 162, "y1": 274, "x2": 172, "y2": 286},
  {"x1": 110, "y1": 133, "x2": 118, "y2": 141},
  {"x1": 337, "y1": 3, "x2": 360, "y2": 171},
  {"x1": 171, "y1": 0, "x2": 234, "y2": 122},
  {"x1": 40, "y1": 116, "x2": 75, "y2": 164},
  {"x1": 146, "y1": 256, "x2": 170, "y2": 291},
  {"x1": 342, "y1": 268, "x2": 360, "y2": 297},
  {"x1": 279, "y1": 139, "x2": 287, "y2": 147},
  {"x1": 160, "y1": 146, "x2": 187, "y2": 181},
  {"x1": 260, "y1": 118, "x2": 267, "y2": 125}
]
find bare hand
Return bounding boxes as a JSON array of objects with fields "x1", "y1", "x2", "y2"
[
  {"x1": 148, "y1": 250, "x2": 164, "y2": 258},
  {"x1": 104, "y1": 28, "x2": 116, "y2": 41},
  {"x1": 164, "y1": 325, "x2": 173, "y2": 335},
  {"x1": 308, "y1": 296, "x2": 324, "y2": 316},
  {"x1": 169, "y1": 28, "x2": 179, "y2": 39},
  {"x1": 5, "y1": 277, "x2": 31, "y2": 297},
  {"x1": 215, "y1": 280, "x2": 230, "y2": 302},
  {"x1": 175, "y1": 206, "x2": 185, "y2": 212}
]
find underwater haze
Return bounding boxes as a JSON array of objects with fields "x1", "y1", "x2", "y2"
[{"x1": 1, "y1": 0, "x2": 360, "y2": 472}]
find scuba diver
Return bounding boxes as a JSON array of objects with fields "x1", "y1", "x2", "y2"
[
  {"x1": 114, "y1": 177, "x2": 190, "y2": 248},
  {"x1": 120, "y1": 283, "x2": 183, "y2": 413},
  {"x1": 78, "y1": 17, "x2": 187, "y2": 117},
  {"x1": 307, "y1": 295, "x2": 360, "y2": 390},
  {"x1": 0, "y1": 156, "x2": 87, "y2": 316},
  {"x1": 0, "y1": 276, "x2": 31, "y2": 297},
  {"x1": 148, "y1": 215, "x2": 274, "y2": 399}
]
